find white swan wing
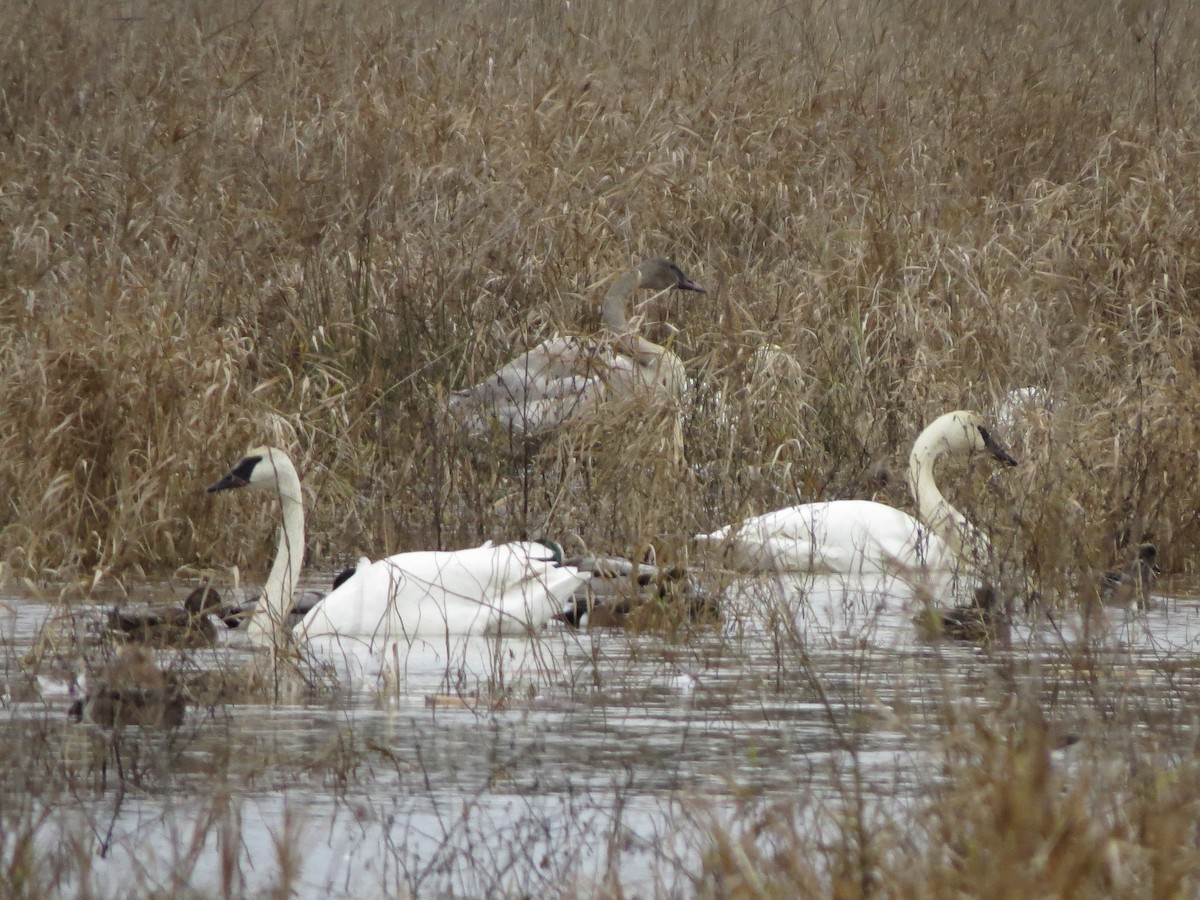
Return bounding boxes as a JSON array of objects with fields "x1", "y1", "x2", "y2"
[
  {"x1": 297, "y1": 541, "x2": 588, "y2": 643},
  {"x1": 474, "y1": 378, "x2": 607, "y2": 435},
  {"x1": 995, "y1": 386, "x2": 1049, "y2": 431},
  {"x1": 451, "y1": 333, "x2": 684, "y2": 439},
  {"x1": 453, "y1": 336, "x2": 605, "y2": 406},
  {"x1": 450, "y1": 337, "x2": 619, "y2": 436},
  {"x1": 605, "y1": 342, "x2": 686, "y2": 397},
  {"x1": 697, "y1": 500, "x2": 951, "y2": 574}
]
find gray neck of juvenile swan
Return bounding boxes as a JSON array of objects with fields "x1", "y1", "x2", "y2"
[
  {"x1": 600, "y1": 269, "x2": 640, "y2": 333},
  {"x1": 907, "y1": 423, "x2": 989, "y2": 567},
  {"x1": 247, "y1": 472, "x2": 305, "y2": 647}
]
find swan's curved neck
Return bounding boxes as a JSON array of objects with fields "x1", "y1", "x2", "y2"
[
  {"x1": 247, "y1": 474, "x2": 305, "y2": 646},
  {"x1": 600, "y1": 270, "x2": 639, "y2": 332},
  {"x1": 907, "y1": 428, "x2": 988, "y2": 566}
]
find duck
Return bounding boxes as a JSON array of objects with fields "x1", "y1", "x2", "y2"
[
  {"x1": 915, "y1": 584, "x2": 1011, "y2": 644},
  {"x1": 107, "y1": 584, "x2": 224, "y2": 647},
  {"x1": 448, "y1": 257, "x2": 706, "y2": 438},
  {"x1": 207, "y1": 448, "x2": 590, "y2": 652},
  {"x1": 68, "y1": 647, "x2": 186, "y2": 728},
  {"x1": 219, "y1": 559, "x2": 368, "y2": 631},
  {"x1": 1099, "y1": 541, "x2": 1159, "y2": 608},
  {"x1": 694, "y1": 410, "x2": 1018, "y2": 575},
  {"x1": 552, "y1": 553, "x2": 714, "y2": 630}
]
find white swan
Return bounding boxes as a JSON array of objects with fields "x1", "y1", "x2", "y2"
[
  {"x1": 694, "y1": 410, "x2": 1017, "y2": 574},
  {"x1": 449, "y1": 257, "x2": 706, "y2": 438},
  {"x1": 207, "y1": 448, "x2": 590, "y2": 651},
  {"x1": 995, "y1": 386, "x2": 1051, "y2": 432}
]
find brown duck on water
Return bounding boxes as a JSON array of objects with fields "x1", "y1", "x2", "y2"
[
  {"x1": 218, "y1": 561, "x2": 366, "y2": 631},
  {"x1": 1099, "y1": 541, "x2": 1159, "y2": 609},
  {"x1": 553, "y1": 553, "x2": 717, "y2": 630},
  {"x1": 922, "y1": 583, "x2": 1012, "y2": 645},
  {"x1": 107, "y1": 584, "x2": 224, "y2": 648},
  {"x1": 69, "y1": 647, "x2": 186, "y2": 728}
]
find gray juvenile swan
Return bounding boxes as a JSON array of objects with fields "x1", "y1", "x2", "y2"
[
  {"x1": 1099, "y1": 541, "x2": 1159, "y2": 608},
  {"x1": 449, "y1": 257, "x2": 706, "y2": 438}
]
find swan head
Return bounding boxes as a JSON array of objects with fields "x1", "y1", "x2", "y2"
[
  {"x1": 601, "y1": 258, "x2": 705, "y2": 331},
  {"x1": 207, "y1": 446, "x2": 299, "y2": 494},
  {"x1": 637, "y1": 258, "x2": 706, "y2": 294},
  {"x1": 920, "y1": 410, "x2": 1018, "y2": 466}
]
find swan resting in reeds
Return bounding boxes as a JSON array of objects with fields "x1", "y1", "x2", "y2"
[
  {"x1": 448, "y1": 257, "x2": 706, "y2": 438},
  {"x1": 995, "y1": 386, "x2": 1052, "y2": 432},
  {"x1": 207, "y1": 448, "x2": 590, "y2": 663},
  {"x1": 694, "y1": 410, "x2": 1017, "y2": 576}
]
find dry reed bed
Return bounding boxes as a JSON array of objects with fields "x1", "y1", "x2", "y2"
[
  {"x1": 692, "y1": 715, "x2": 1200, "y2": 897},
  {"x1": 2, "y1": 0, "x2": 1200, "y2": 583},
  {"x1": 7, "y1": 4, "x2": 1200, "y2": 895}
]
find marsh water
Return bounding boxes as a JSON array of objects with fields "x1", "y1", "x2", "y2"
[{"x1": 3, "y1": 573, "x2": 1200, "y2": 897}]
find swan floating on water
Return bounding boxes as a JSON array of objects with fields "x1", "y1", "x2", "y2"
[
  {"x1": 449, "y1": 257, "x2": 705, "y2": 438},
  {"x1": 207, "y1": 448, "x2": 590, "y2": 661},
  {"x1": 694, "y1": 410, "x2": 1017, "y2": 575}
]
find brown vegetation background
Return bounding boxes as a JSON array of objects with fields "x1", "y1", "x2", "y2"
[{"x1": 2, "y1": 0, "x2": 1199, "y2": 593}]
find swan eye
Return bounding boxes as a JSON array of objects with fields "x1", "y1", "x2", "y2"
[
  {"x1": 232, "y1": 455, "x2": 264, "y2": 482},
  {"x1": 208, "y1": 454, "x2": 264, "y2": 493}
]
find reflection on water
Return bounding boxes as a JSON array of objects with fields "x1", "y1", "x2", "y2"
[{"x1": 2, "y1": 573, "x2": 1200, "y2": 895}]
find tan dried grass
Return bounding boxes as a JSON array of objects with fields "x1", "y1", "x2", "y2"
[{"x1": 0, "y1": 0, "x2": 1197, "y2": 600}]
